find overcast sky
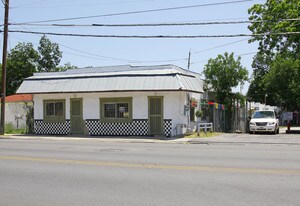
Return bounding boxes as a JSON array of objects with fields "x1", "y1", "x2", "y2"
[{"x1": 1, "y1": 0, "x2": 265, "y2": 94}]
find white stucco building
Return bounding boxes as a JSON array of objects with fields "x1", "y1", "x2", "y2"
[{"x1": 17, "y1": 65, "x2": 204, "y2": 137}]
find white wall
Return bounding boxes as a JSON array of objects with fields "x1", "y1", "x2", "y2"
[
  {"x1": 4, "y1": 102, "x2": 29, "y2": 129},
  {"x1": 34, "y1": 91, "x2": 201, "y2": 136}
]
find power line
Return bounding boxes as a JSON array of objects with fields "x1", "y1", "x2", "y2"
[
  {"x1": 50, "y1": 42, "x2": 187, "y2": 63},
  {"x1": 20, "y1": 0, "x2": 253, "y2": 24},
  {"x1": 59, "y1": 43, "x2": 142, "y2": 62},
  {"x1": 193, "y1": 38, "x2": 250, "y2": 53},
  {"x1": 11, "y1": 18, "x2": 300, "y2": 27},
  {"x1": 11, "y1": 0, "x2": 53, "y2": 9},
  {"x1": 191, "y1": 51, "x2": 258, "y2": 65},
  {"x1": 12, "y1": 0, "x2": 156, "y2": 9},
  {"x1": 51, "y1": 39, "x2": 187, "y2": 63},
  {"x1": 8, "y1": 26, "x2": 187, "y2": 64},
  {"x1": 7, "y1": 30, "x2": 300, "y2": 38}
]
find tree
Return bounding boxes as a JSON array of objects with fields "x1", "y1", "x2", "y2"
[
  {"x1": 37, "y1": 35, "x2": 63, "y2": 72},
  {"x1": 203, "y1": 52, "x2": 248, "y2": 103},
  {"x1": 56, "y1": 62, "x2": 78, "y2": 72},
  {"x1": 247, "y1": 52, "x2": 271, "y2": 103},
  {"x1": 263, "y1": 54, "x2": 300, "y2": 110},
  {"x1": 2, "y1": 37, "x2": 77, "y2": 95},
  {"x1": 247, "y1": 0, "x2": 300, "y2": 108},
  {"x1": 203, "y1": 52, "x2": 248, "y2": 132},
  {"x1": 5, "y1": 42, "x2": 39, "y2": 96},
  {"x1": 248, "y1": 0, "x2": 300, "y2": 56}
]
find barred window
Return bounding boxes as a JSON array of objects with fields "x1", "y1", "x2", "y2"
[
  {"x1": 101, "y1": 98, "x2": 132, "y2": 123},
  {"x1": 103, "y1": 103, "x2": 129, "y2": 118},
  {"x1": 104, "y1": 103, "x2": 116, "y2": 118}
]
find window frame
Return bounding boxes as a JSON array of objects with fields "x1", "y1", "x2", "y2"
[
  {"x1": 43, "y1": 99, "x2": 66, "y2": 123},
  {"x1": 100, "y1": 97, "x2": 133, "y2": 123}
]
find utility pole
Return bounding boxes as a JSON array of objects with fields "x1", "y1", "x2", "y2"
[
  {"x1": 264, "y1": 94, "x2": 268, "y2": 106},
  {"x1": 187, "y1": 49, "x2": 191, "y2": 70},
  {"x1": 1, "y1": 0, "x2": 9, "y2": 135}
]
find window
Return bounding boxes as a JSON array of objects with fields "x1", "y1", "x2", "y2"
[
  {"x1": 252, "y1": 111, "x2": 275, "y2": 119},
  {"x1": 44, "y1": 100, "x2": 65, "y2": 123},
  {"x1": 100, "y1": 97, "x2": 132, "y2": 123}
]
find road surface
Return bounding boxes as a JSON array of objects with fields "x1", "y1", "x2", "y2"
[{"x1": 0, "y1": 136, "x2": 299, "y2": 206}]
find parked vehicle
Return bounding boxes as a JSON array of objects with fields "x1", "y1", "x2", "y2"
[{"x1": 249, "y1": 110, "x2": 279, "y2": 134}]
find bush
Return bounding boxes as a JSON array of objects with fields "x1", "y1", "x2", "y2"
[
  {"x1": 5, "y1": 122, "x2": 26, "y2": 134},
  {"x1": 195, "y1": 110, "x2": 204, "y2": 118}
]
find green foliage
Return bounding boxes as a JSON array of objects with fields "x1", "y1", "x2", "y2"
[
  {"x1": 248, "y1": 0, "x2": 300, "y2": 56},
  {"x1": 263, "y1": 54, "x2": 300, "y2": 110},
  {"x1": 37, "y1": 35, "x2": 63, "y2": 72},
  {"x1": 5, "y1": 122, "x2": 26, "y2": 134},
  {"x1": 56, "y1": 62, "x2": 78, "y2": 72},
  {"x1": 201, "y1": 105, "x2": 210, "y2": 117},
  {"x1": 247, "y1": 0, "x2": 300, "y2": 110},
  {"x1": 235, "y1": 93, "x2": 246, "y2": 108},
  {"x1": 6, "y1": 42, "x2": 39, "y2": 96},
  {"x1": 247, "y1": 53, "x2": 270, "y2": 103},
  {"x1": 4, "y1": 122, "x2": 14, "y2": 134},
  {"x1": 195, "y1": 110, "x2": 204, "y2": 118},
  {"x1": 203, "y1": 52, "x2": 249, "y2": 103},
  {"x1": 2, "y1": 36, "x2": 78, "y2": 95}
]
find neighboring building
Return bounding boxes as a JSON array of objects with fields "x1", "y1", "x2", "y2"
[
  {"x1": 16, "y1": 65, "x2": 204, "y2": 137},
  {"x1": 1, "y1": 94, "x2": 33, "y2": 129},
  {"x1": 248, "y1": 102, "x2": 278, "y2": 112}
]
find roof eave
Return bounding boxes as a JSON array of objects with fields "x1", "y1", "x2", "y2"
[{"x1": 17, "y1": 89, "x2": 203, "y2": 95}]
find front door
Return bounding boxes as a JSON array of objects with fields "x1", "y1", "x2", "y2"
[
  {"x1": 148, "y1": 97, "x2": 163, "y2": 135},
  {"x1": 70, "y1": 98, "x2": 83, "y2": 134}
]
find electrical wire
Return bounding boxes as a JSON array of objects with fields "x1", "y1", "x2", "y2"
[
  {"x1": 7, "y1": 30, "x2": 300, "y2": 38},
  {"x1": 12, "y1": 0, "x2": 156, "y2": 9},
  {"x1": 8, "y1": 18, "x2": 187, "y2": 63},
  {"x1": 20, "y1": 0, "x2": 253, "y2": 24},
  {"x1": 191, "y1": 51, "x2": 258, "y2": 65},
  {"x1": 59, "y1": 43, "x2": 142, "y2": 62},
  {"x1": 193, "y1": 38, "x2": 250, "y2": 54},
  {"x1": 11, "y1": 18, "x2": 300, "y2": 27},
  {"x1": 11, "y1": 0, "x2": 53, "y2": 9}
]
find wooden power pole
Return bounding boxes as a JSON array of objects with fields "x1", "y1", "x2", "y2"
[
  {"x1": 187, "y1": 49, "x2": 191, "y2": 70},
  {"x1": 1, "y1": 0, "x2": 9, "y2": 135}
]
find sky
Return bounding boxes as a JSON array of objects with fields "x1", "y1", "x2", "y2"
[{"x1": 1, "y1": 0, "x2": 265, "y2": 94}]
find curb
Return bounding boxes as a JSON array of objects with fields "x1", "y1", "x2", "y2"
[{"x1": 1, "y1": 135, "x2": 188, "y2": 144}]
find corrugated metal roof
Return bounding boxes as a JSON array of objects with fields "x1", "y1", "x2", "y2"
[{"x1": 17, "y1": 65, "x2": 204, "y2": 94}]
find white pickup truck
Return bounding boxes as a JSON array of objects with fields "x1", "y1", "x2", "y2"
[{"x1": 249, "y1": 110, "x2": 279, "y2": 134}]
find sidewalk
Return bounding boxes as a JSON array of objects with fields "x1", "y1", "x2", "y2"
[
  {"x1": 285, "y1": 126, "x2": 300, "y2": 134},
  {"x1": 2, "y1": 130, "x2": 300, "y2": 145},
  {"x1": 185, "y1": 127, "x2": 300, "y2": 145},
  {"x1": 186, "y1": 133, "x2": 300, "y2": 145}
]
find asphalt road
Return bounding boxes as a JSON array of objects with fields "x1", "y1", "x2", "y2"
[{"x1": 0, "y1": 136, "x2": 300, "y2": 206}]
